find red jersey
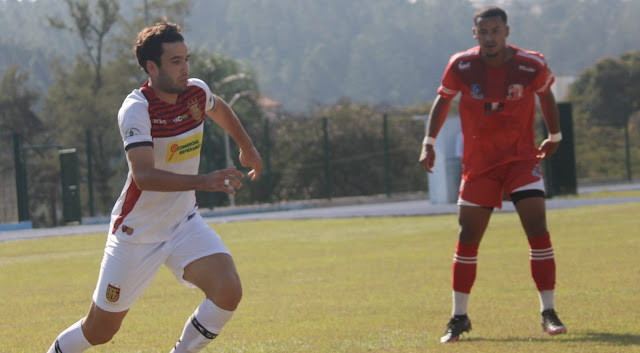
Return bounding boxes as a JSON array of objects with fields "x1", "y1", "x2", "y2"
[{"x1": 437, "y1": 44, "x2": 554, "y2": 180}]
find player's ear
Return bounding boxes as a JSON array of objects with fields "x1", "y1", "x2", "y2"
[
  {"x1": 505, "y1": 25, "x2": 510, "y2": 38},
  {"x1": 472, "y1": 26, "x2": 477, "y2": 39},
  {"x1": 146, "y1": 60, "x2": 158, "y2": 75}
]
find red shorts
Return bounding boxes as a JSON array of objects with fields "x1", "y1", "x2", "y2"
[{"x1": 458, "y1": 159, "x2": 545, "y2": 209}]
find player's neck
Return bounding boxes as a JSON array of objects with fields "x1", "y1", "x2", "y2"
[
  {"x1": 481, "y1": 46, "x2": 514, "y2": 68},
  {"x1": 148, "y1": 81, "x2": 179, "y2": 105}
]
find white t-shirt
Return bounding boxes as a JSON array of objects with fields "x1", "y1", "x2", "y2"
[{"x1": 109, "y1": 78, "x2": 215, "y2": 244}]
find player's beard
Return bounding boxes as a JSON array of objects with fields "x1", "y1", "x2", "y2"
[{"x1": 157, "y1": 69, "x2": 187, "y2": 94}]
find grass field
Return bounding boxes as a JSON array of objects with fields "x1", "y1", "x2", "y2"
[{"x1": 1, "y1": 202, "x2": 639, "y2": 353}]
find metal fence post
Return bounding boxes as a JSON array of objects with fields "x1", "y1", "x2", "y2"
[
  {"x1": 264, "y1": 119, "x2": 273, "y2": 203},
  {"x1": 86, "y1": 129, "x2": 95, "y2": 217},
  {"x1": 322, "y1": 117, "x2": 332, "y2": 200},
  {"x1": 383, "y1": 114, "x2": 391, "y2": 198},
  {"x1": 12, "y1": 133, "x2": 29, "y2": 221}
]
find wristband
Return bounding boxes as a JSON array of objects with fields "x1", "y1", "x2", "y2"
[
  {"x1": 549, "y1": 132, "x2": 562, "y2": 143},
  {"x1": 422, "y1": 136, "x2": 436, "y2": 146}
]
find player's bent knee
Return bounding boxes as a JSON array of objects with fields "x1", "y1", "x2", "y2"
[{"x1": 219, "y1": 279, "x2": 243, "y2": 310}]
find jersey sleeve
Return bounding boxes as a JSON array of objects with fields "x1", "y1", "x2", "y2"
[
  {"x1": 531, "y1": 53, "x2": 555, "y2": 96},
  {"x1": 117, "y1": 90, "x2": 152, "y2": 151},
  {"x1": 437, "y1": 56, "x2": 462, "y2": 98},
  {"x1": 188, "y1": 78, "x2": 216, "y2": 111}
]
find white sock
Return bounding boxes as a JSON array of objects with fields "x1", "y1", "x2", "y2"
[
  {"x1": 170, "y1": 299, "x2": 235, "y2": 353},
  {"x1": 452, "y1": 291, "x2": 470, "y2": 316},
  {"x1": 538, "y1": 289, "x2": 555, "y2": 312},
  {"x1": 46, "y1": 319, "x2": 92, "y2": 353}
]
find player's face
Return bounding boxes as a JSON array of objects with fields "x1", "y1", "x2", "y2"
[
  {"x1": 154, "y1": 41, "x2": 190, "y2": 94},
  {"x1": 473, "y1": 16, "x2": 509, "y2": 58}
]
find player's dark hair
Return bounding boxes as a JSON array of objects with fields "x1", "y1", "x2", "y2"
[
  {"x1": 134, "y1": 18, "x2": 184, "y2": 74},
  {"x1": 473, "y1": 6, "x2": 507, "y2": 26}
]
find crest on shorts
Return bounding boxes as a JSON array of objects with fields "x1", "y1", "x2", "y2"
[
  {"x1": 106, "y1": 283, "x2": 120, "y2": 302},
  {"x1": 188, "y1": 99, "x2": 202, "y2": 121}
]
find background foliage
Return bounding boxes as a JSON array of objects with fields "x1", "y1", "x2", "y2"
[{"x1": 0, "y1": 0, "x2": 638, "y2": 225}]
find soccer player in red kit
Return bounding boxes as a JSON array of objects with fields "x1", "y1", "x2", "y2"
[{"x1": 418, "y1": 6, "x2": 567, "y2": 343}]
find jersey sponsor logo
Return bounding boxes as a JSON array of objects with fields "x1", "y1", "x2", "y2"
[
  {"x1": 484, "y1": 102, "x2": 504, "y2": 115},
  {"x1": 458, "y1": 61, "x2": 471, "y2": 70},
  {"x1": 153, "y1": 118, "x2": 168, "y2": 125},
  {"x1": 188, "y1": 99, "x2": 203, "y2": 121},
  {"x1": 518, "y1": 65, "x2": 536, "y2": 73},
  {"x1": 106, "y1": 283, "x2": 120, "y2": 302},
  {"x1": 471, "y1": 84, "x2": 484, "y2": 99},
  {"x1": 173, "y1": 115, "x2": 189, "y2": 123},
  {"x1": 126, "y1": 128, "x2": 141, "y2": 137},
  {"x1": 506, "y1": 84, "x2": 524, "y2": 101},
  {"x1": 166, "y1": 132, "x2": 203, "y2": 163}
]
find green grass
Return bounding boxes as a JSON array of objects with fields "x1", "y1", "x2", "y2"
[
  {"x1": 559, "y1": 189, "x2": 640, "y2": 199},
  {"x1": 1, "y1": 202, "x2": 639, "y2": 352}
]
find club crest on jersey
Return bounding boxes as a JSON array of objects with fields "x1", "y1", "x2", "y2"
[
  {"x1": 507, "y1": 84, "x2": 524, "y2": 101},
  {"x1": 188, "y1": 99, "x2": 203, "y2": 121},
  {"x1": 471, "y1": 84, "x2": 484, "y2": 99},
  {"x1": 106, "y1": 283, "x2": 120, "y2": 302},
  {"x1": 166, "y1": 132, "x2": 203, "y2": 163}
]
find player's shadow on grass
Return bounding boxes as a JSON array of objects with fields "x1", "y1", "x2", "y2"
[{"x1": 464, "y1": 331, "x2": 640, "y2": 346}]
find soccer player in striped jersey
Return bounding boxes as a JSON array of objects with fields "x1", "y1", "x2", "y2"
[
  {"x1": 418, "y1": 6, "x2": 567, "y2": 343},
  {"x1": 47, "y1": 19, "x2": 262, "y2": 353}
]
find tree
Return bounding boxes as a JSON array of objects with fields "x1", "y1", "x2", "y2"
[
  {"x1": 269, "y1": 100, "x2": 425, "y2": 201},
  {"x1": 48, "y1": 0, "x2": 120, "y2": 94},
  {"x1": 569, "y1": 51, "x2": 640, "y2": 181},
  {"x1": 189, "y1": 50, "x2": 267, "y2": 205},
  {"x1": 0, "y1": 66, "x2": 44, "y2": 141},
  {"x1": 0, "y1": 66, "x2": 62, "y2": 227}
]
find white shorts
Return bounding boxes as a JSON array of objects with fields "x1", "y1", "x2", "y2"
[{"x1": 92, "y1": 212, "x2": 230, "y2": 312}]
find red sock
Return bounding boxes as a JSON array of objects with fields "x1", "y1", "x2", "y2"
[
  {"x1": 528, "y1": 232, "x2": 556, "y2": 291},
  {"x1": 452, "y1": 241, "x2": 479, "y2": 293}
]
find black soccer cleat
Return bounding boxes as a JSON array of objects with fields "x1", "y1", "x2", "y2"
[
  {"x1": 541, "y1": 309, "x2": 567, "y2": 335},
  {"x1": 440, "y1": 315, "x2": 472, "y2": 343}
]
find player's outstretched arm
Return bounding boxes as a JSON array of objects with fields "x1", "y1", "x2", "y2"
[
  {"x1": 537, "y1": 90, "x2": 561, "y2": 160},
  {"x1": 419, "y1": 95, "x2": 453, "y2": 173},
  {"x1": 207, "y1": 95, "x2": 263, "y2": 180},
  {"x1": 127, "y1": 145, "x2": 245, "y2": 193}
]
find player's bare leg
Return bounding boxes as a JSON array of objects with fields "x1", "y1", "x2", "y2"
[
  {"x1": 170, "y1": 253, "x2": 242, "y2": 353},
  {"x1": 441, "y1": 205, "x2": 492, "y2": 343},
  {"x1": 46, "y1": 303, "x2": 128, "y2": 352},
  {"x1": 513, "y1": 194, "x2": 567, "y2": 335}
]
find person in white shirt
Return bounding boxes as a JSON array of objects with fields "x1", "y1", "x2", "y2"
[{"x1": 47, "y1": 18, "x2": 262, "y2": 353}]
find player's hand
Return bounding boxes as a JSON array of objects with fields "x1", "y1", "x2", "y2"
[
  {"x1": 204, "y1": 167, "x2": 244, "y2": 194},
  {"x1": 537, "y1": 139, "x2": 560, "y2": 160},
  {"x1": 419, "y1": 144, "x2": 436, "y2": 173},
  {"x1": 239, "y1": 146, "x2": 263, "y2": 181}
]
